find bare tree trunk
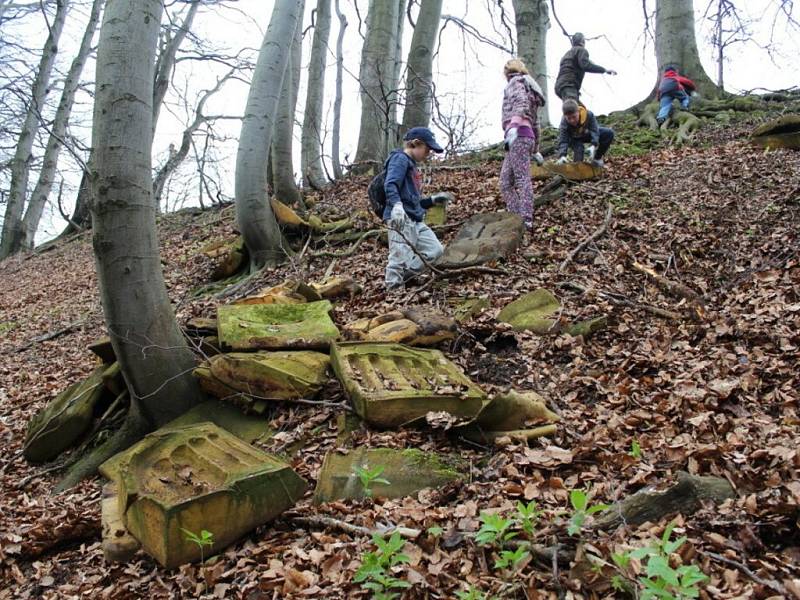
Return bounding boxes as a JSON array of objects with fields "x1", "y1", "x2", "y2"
[
  {"x1": 386, "y1": 0, "x2": 407, "y2": 154},
  {"x1": 331, "y1": 0, "x2": 347, "y2": 179},
  {"x1": 401, "y1": 0, "x2": 442, "y2": 134},
  {"x1": 511, "y1": 0, "x2": 549, "y2": 126},
  {"x1": 354, "y1": 0, "x2": 400, "y2": 164},
  {"x1": 0, "y1": 0, "x2": 69, "y2": 259},
  {"x1": 235, "y1": 0, "x2": 302, "y2": 270},
  {"x1": 655, "y1": 0, "x2": 721, "y2": 97},
  {"x1": 301, "y1": 0, "x2": 331, "y2": 189},
  {"x1": 57, "y1": 0, "x2": 201, "y2": 490},
  {"x1": 19, "y1": 0, "x2": 103, "y2": 251},
  {"x1": 152, "y1": 1, "x2": 199, "y2": 135},
  {"x1": 271, "y1": 3, "x2": 305, "y2": 207}
]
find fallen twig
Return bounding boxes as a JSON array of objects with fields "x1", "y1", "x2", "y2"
[
  {"x1": 699, "y1": 550, "x2": 787, "y2": 595},
  {"x1": 289, "y1": 515, "x2": 421, "y2": 539},
  {"x1": 559, "y1": 281, "x2": 684, "y2": 321},
  {"x1": 9, "y1": 319, "x2": 87, "y2": 354},
  {"x1": 559, "y1": 203, "x2": 613, "y2": 272}
]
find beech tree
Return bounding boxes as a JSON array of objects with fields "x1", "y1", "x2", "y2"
[
  {"x1": 354, "y1": 0, "x2": 401, "y2": 164},
  {"x1": 17, "y1": 0, "x2": 104, "y2": 252},
  {"x1": 331, "y1": 0, "x2": 347, "y2": 179},
  {"x1": 654, "y1": 0, "x2": 723, "y2": 98},
  {"x1": 301, "y1": 0, "x2": 331, "y2": 188},
  {"x1": 271, "y1": 2, "x2": 305, "y2": 207},
  {"x1": 0, "y1": 0, "x2": 69, "y2": 259},
  {"x1": 58, "y1": 0, "x2": 200, "y2": 490},
  {"x1": 401, "y1": 0, "x2": 443, "y2": 133},
  {"x1": 511, "y1": 0, "x2": 549, "y2": 126},
  {"x1": 235, "y1": 0, "x2": 302, "y2": 269}
]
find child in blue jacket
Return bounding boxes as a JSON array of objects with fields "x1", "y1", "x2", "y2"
[{"x1": 383, "y1": 127, "x2": 448, "y2": 290}]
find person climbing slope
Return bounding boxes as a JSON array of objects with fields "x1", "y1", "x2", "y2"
[
  {"x1": 656, "y1": 64, "x2": 697, "y2": 125},
  {"x1": 500, "y1": 58, "x2": 545, "y2": 231},
  {"x1": 554, "y1": 32, "x2": 617, "y2": 102},
  {"x1": 382, "y1": 127, "x2": 449, "y2": 291},
  {"x1": 556, "y1": 99, "x2": 614, "y2": 168}
]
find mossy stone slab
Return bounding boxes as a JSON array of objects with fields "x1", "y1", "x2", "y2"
[
  {"x1": 497, "y1": 289, "x2": 561, "y2": 334},
  {"x1": 202, "y1": 351, "x2": 330, "y2": 406},
  {"x1": 424, "y1": 203, "x2": 447, "y2": 226},
  {"x1": 530, "y1": 162, "x2": 604, "y2": 181},
  {"x1": 88, "y1": 337, "x2": 116, "y2": 363},
  {"x1": 313, "y1": 447, "x2": 465, "y2": 504},
  {"x1": 102, "y1": 482, "x2": 140, "y2": 563},
  {"x1": 751, "y1": 114, "x2": 800, "y2": 149},
  {"x1": 166, "y1": 399, "x2": 273, "y2": 444},
  {"x1": 217, "y1": 300, "x2": 339, "y2": 351},
  {"x1": 448, "y1": 297, "x2": 490, "y2": 323},
  {"x1": 24, "y1": 364, "x2": 110, "y2": 463},
  {"x1": 438, "y1": 212, "x2": 525, "y2": 269},
  {"x1": 99, "y1": 422, "x2": 306, "y2": 568},
  {"x1": 343, "y1": 308, "x2": 457, "y2": 347},
  {"x1": 330, "y1": 342, "x2": 486, "y2": 428}
]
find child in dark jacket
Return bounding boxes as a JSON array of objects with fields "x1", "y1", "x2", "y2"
[
  {"x1": 383, "y1": 127, "x2": 448, "y2": 290},
  {"x1": 657, "y1": 65, "x2": 696, "y2": 124},
  {"x1": 556, "y1": 99, "x2": 614, "y2": 167}
]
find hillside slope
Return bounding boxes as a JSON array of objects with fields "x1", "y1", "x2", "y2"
[{"x1": 0, "y1": 111, "x2": 798, "y2": 598}]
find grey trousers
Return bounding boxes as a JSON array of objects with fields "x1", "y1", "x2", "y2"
[{"x1": 384, "y1": 203, "x2": 443, "y2": 288}]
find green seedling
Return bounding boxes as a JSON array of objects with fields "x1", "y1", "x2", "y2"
[
  {"x1": 474, "y1": 512, "x2": 518, "y2": 546},
  {"x1": 354, "y1": 532, "x2": 411, "y2": 600},
  {"x1": 630, "y1": 439, "x2": 642, "y2": 459},
  {"x1": 354, "y1": 464, "x2": 391, "y2": 498},
  {"x1": 515, "y1": 500, "x2": 542, "y2": 536},
  {"x1": 567, "y1": 489, "x2": 609, "y2": 536},
  {"x1": 494, "y1": 546, "x2": 530, "y2": 571},
  {"x1": 181, "y1": 527, "x2": 214, "y2": 564}
]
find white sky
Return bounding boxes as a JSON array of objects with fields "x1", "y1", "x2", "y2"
[{"x1": 6, "y1": 0, "x2": 799, "y2": 241}]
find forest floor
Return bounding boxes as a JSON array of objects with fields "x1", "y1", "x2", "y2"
[{"x1": 0, "y1": 107, "x2": 798, "y2": 599}]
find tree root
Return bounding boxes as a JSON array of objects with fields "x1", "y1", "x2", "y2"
[
  {"x1": 54, "y1": 410, "x2": 149, "y2": 493},
  {"x1": 630, "y1": 260, "x2": 705, "y2": 320},
  {"x1": 559, "y1": 281, "x2": 684, "y2": 321},
  {"x1": 314, "y1": 229, "x2": 381, "y2": 258},
  {"x1": 593, "y1": 471, "x2": 735, "y2": 531}
]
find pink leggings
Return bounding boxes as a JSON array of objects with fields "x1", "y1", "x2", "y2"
[{"x1": 500, "y1": 136, "x2": 534, "y2": 228}]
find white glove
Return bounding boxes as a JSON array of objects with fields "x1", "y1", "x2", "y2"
[
  {"x1": 606, "y1": 69, "x2": 618, "y2": 76},
  {"x1": 690, "y1": 91, "x2": 699, "y2": 98},
  {"x1": 586, "y1": 145, "x2": 597, "y2": 161},
  {"x1": 556, "y1": 156, "x2": 569, "y2": 165},
  {"x1": 504, "y1": 127, "x2": 518, "y2": 150},
  {"x1": 388, "y1": 202, "x2": 405, "y2": 228},
  {"x1": 532, "y1": 152, "x2": 544, "y2": 166}
]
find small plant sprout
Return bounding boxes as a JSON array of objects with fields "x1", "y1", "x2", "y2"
[
  {"x1": 494, "y1": 546, "x2": 530, "y2": 571},
  {"x1": 181, "y1": 528, "x2": 214, "y2": 564},
  {"x1": 515, "y1": 500, "x2": 542, "y2": 536},
  {"x1": 567, "y1": 488, "x2": 609, "y2": 536},
  {"x1": 612, "y1": 521, "x2": 709, "y2": 600},
  {"x1": 630, "y1": 439, "x2": 642, "y2": 459},
  {"x1": 474, "y1": 512, "x2": 518, "y2": 546},
  {"x1": 455, "y1": 586, "x2": 492, "y2": 600},
  {"x1": 353, "y1": 532, "x2": 411, "y2": 600},
  {"x1": 426, "y1": 525, "x2": 444, "y2": 538},
  {"x1": 354, "y1": 464, "x2": 390, "y2": 498}
]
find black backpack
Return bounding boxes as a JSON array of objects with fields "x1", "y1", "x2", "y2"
[{"x1": 367, "y1": 168, "x2": 387, "y2": 218}]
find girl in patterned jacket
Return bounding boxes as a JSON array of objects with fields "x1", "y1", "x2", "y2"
[{"x1": 500, "y1": 59, "x2": 546, "y2": 231}]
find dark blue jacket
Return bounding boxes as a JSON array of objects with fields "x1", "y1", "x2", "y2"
[{"x1": 382, "y1": 149, "x2": 433, "y2": 222}]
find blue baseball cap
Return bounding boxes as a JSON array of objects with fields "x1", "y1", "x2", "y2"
[{"x1": 403, "y1": 127, "x2": 444, "y2": 153}]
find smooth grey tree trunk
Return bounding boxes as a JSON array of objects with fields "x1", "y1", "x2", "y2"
[
  {"x1": 58, "y1": 0, "x2": 200, "y2": 491},
  {"x1": 655, "y1": 0, "x2": 721, "y2": 97},
  {"x1": 511, "y1": 0, "x2": 549, "y2": 126},
  {"x1": 354, "y1": 0, "x2": 400, "y2": 164},
  {"x1": 152, "y1": 1, "x2": 199, "y2": 135},
  {"x1": 235, "y1": 0, "x2": 301, "y2": 269},
  {"x1": 401, "y1": 0, "x2": 442, "y2": 134},
  {"x1": 20, "y1": 0, "x2": 103, "y2": 251},
  {"x1": 0, "y1": 0, "x2": 69, "y2": 259},
  {"x1": 386, "y1": 0, "x2": 407, "y2": 153},
  {"x1": 301, "y1": 0, "x2": 331, "y2": 189},
  {"x1": 331, "y1": 0, "x2": 347, "y2": 179},
  {"x1": 271, "y1": 3, "x2": 305, "y2": 208}
]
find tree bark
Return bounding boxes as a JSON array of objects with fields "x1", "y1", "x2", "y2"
[
  {"x1": 0, "y1": 0, "x2": 69, "y2": 259},
  {"x1": 331, "y1": 0, "x2": 347, "y2": 179},
  {"x1": 401, "y1": 0, "x2": 442, "y2": 134},
  {"x1": 271, "y1": 3, "x2": 305, "y2": 208},
  {"x1": 234, "y1": 0, "x2": 302, "y2": 270},
  {"x1": 354, "y1": 0, "x2": 401, "y2": 163},
  {"x1": 654, "y1": 0, "x2": 721, "y2": 98},
  {"x1": 301, "y1": 0, "x2": 332, "y2": 189},
  {"x1": 90, "y1": 0, "x2": 199, "y2": 432},
  {"x1": 152, "y1": 1, "x2": 199, "y2": 135},
  {"x1": 19, "y1": 0, "x2": 103, "y2": 251},
  {"x1": 511, "y1": 0, "x2": 549, "y2": 127},
  {"x1": 386, "y1": 0, "x2": 407, "y2": 153}
]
